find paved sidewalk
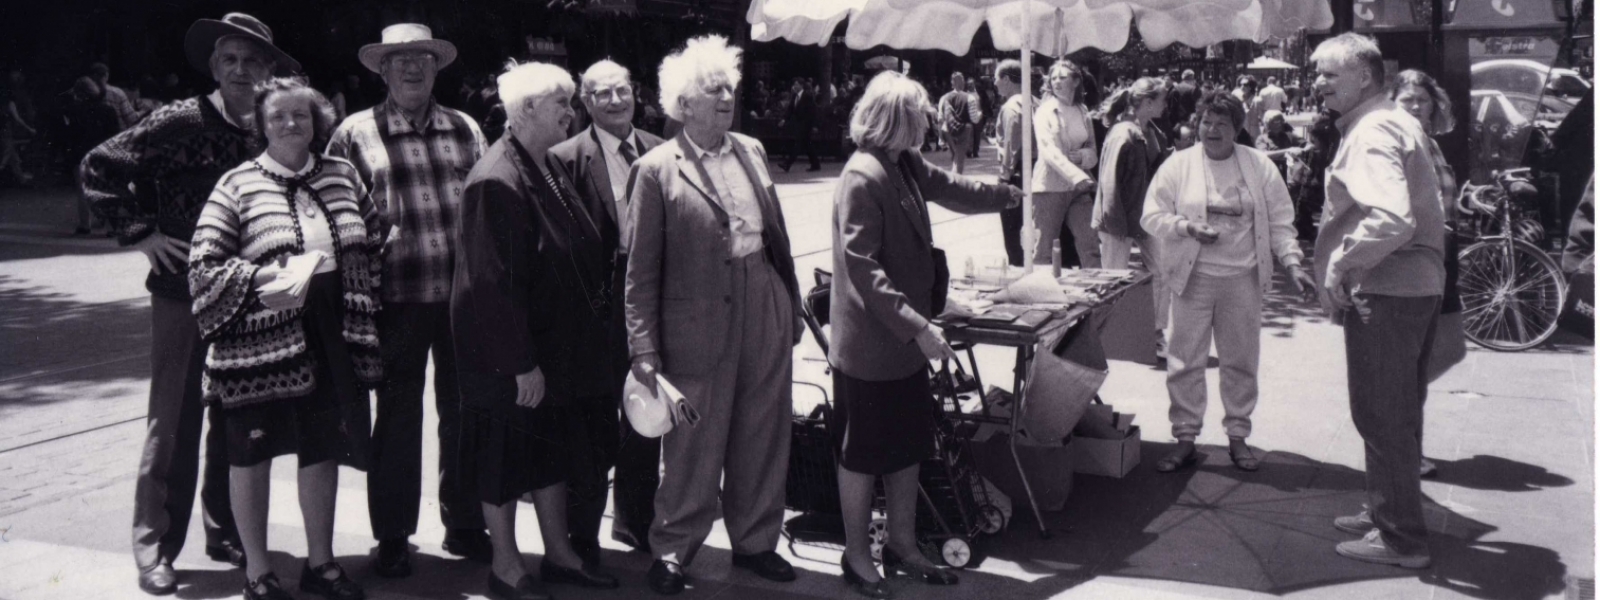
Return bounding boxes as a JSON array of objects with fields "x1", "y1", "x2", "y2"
[{"x1": 0, "y1": 147, "x2": 1591, "y2": 600}]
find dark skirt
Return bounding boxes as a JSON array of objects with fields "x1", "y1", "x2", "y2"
[
  {"x1": 830, "y1": 367, "x2": 937, "y2": 475},
  {"x1": 222, "y1": 271, "x2": 372, "y2": 468},
  {"x1": 455, "y1": 372, "x2": 570, "y2": 506}
]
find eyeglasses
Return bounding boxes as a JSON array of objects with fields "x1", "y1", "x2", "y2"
[
  {"x1": 385, "y1": 52, "x2": 437, "y2": 70},
  {"x1": 585, "y1": 85, "x2": 634, "y2": 102}
]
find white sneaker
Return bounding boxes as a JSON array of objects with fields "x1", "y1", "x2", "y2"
[{"x1": 1335, "y1": 529, "x2": 1431, "y2": 569}]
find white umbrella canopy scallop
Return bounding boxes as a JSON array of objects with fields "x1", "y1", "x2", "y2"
[{"x1": 749, "y1": 0, "x2": 1332, "y2": 269}]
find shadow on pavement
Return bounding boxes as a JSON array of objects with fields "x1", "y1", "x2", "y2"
[
  {"x1": 954, "y1": 442, "x2": 1571, "y2": 599},
  {"x1": 1429, "y1": 454, "x2": 1577, "y2": 492},
  {"x1": 0, "y1": 275, "x2": 151, "y2": 412}
]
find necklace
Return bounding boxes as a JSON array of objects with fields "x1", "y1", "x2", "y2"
[
  {"x1": 537, "y1": 165, "x2": 614, "y2": 316},
  {"x1": 253, "y1": 156, "x2": 326, "y2": 219}
]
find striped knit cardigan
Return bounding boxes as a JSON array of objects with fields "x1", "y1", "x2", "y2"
[{"x1": 189, "y1": 154, "x2": 384, "y2": 408}]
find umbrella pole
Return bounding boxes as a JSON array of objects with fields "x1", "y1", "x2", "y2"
[{"x1": 1020, "y1": 0, "x2": 1035, "y2": 275}]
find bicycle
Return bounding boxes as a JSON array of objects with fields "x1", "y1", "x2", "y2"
[{"x1": 1455, "y1": 167, "x2": 1568, "y2": 351}]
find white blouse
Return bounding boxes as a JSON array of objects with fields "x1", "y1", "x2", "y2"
[{"x1": 258, "y1": 152, "x2": 338, "y2": 273}]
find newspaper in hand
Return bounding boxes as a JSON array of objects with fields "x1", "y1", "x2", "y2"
[
  {"x1": 655, "y1": 375, "x2": 700, "y2": 427},
  {"x1": 256, "y1": 251, "x2": 329, "y2": 310}
]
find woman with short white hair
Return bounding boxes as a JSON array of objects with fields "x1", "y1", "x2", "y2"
[
  {"x1": 451, "y1": 60, "x2": 623, "y2": 600},
  {"x1": 828, "y1": 71, "x2": 1020, "y2": 598},
  {"x1": 623, "y1": 35, "x2": 807, "y2": 596}
]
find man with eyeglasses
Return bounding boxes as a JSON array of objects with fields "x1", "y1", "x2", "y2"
[
  {"x1": 326, "y1": 23, "x2": 489, "y2": 578},
  {"x1": 550, "y1": 59, "x2": 667, "y2": 564}
]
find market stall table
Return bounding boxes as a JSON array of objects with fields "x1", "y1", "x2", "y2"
[{"x1": 935, "y1": 269, "x2": 1152, "y2": 538}]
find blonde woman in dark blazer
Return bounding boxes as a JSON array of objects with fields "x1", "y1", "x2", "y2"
[{"x1": 829, "y1": 71, "x2": 1020, "y2": 598}]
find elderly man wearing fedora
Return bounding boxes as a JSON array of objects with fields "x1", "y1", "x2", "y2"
[
  {"x1": 81, "y1": 12, "x2": 297, "y2": 596},
  {"x1": 326, "y1": 23, "x2": 489, "y2": 578}
]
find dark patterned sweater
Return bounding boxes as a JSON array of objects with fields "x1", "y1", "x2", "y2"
[{"x1": 82, "y1": 95, "x2": 259, "y2": 301}]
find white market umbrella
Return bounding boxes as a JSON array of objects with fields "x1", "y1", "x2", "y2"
[
  {"x1": 749, "y1": 0, "x2": 1332, "y2": 270},
  {"x1": 1246, "y1": 56, "x2": 1299, "y2": 70}
]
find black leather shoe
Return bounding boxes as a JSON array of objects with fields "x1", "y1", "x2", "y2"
[
  {"x1": 443, "y1": 529, "x2": 493, "y2": 564},
  {"x1": 841, "y1": 556, "x2": 891, "y2": 599},
  {"x1": 242, "y1": 573, "x2": 294, "y2": 600},
  {"x1": 882, "y1": 547, "x2": 958, "y2": 585},
  {"x1": 648, "y1": 559, "x2": 687, "y2": 595},
  {"x1": 373, "y1": 539, "x2": 411, "y2": 578},
  {"x1": 138, "y1": 561, "x2": 177, "y2": 595},
  {"x1": 487, "y1": 573, "x2": 552, "y2": 600},
  {"x1": 206, "y1": 539, "x2": 247, "y2": 567},
  {"x1": 732, "y1": 551, "x2": 797, "y2": 582},
  {"x1": 611, "y1": 528, "x2": 652, "y2": 554},
  {"x1": 298, "y1": 561, "x2": 365, "y2": 600},
  {"x1": 570, "y1": 536, "x2": 603, "y2": 567},
  {"x1": 541, "y1": 559, "x2": 620, "y2": 589}
]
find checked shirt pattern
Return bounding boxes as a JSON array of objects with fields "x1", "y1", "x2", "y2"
[{"x1": 328, "y1": 99, "x2": 487, "y2": 303}]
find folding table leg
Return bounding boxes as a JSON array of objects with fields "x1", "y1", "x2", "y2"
[{"x1": 1008, "y1": 345, "x2": 1052, "y2": 539}]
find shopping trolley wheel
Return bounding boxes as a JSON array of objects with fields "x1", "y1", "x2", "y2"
[
  {"x1": 977, "y1": 504, "x2": 1006, "y2": 535},
  {"x1": 941, "y1": 537, "x2": 972, "y2": 568},
  {"x1": 867, "y1": 518, "x2": 889, "y2": 561}
]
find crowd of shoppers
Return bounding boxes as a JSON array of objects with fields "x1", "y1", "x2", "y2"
[{"x1": 74, "y1": 6, "x2": 1509, "y2": 596}]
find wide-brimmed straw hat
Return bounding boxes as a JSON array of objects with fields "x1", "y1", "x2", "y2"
[
  {"x1": 184, "y1": 13, "x2": 301, "y2": 76},
  {"x1": 358, "y1": 24, "x2": 458, "y2": 73}
]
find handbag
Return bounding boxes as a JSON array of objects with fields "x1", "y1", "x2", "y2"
[
  {"x1": 1559, "y1": 270, "x2": 1594, "y2": 338},
  {"x1": 896, "y1": 155, "x2": 952, "y2": 317}
]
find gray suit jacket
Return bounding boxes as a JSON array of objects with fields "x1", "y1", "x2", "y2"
[
  {"x1": 829, "y1": 149, "x2": 1015, "y2": 381},
  {"x1": 624, "y1": 132, "x2": 803, "y2": 376}
]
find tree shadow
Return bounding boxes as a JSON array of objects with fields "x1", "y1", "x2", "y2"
[{"x1": 0, "y1": 275, "x2": 153, "y2": 445}]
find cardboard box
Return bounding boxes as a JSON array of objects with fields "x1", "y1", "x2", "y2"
[
  {"x1": 970, "y1": 433, "x2": 1075, "y2": 512},
  {"x1": 1069, "y1": 426, "x2": 1142, "y2": 478}
]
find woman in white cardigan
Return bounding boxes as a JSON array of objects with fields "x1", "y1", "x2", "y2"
[
  {"x1": 1140, "y1": 93, "x2": 1316, "y2": 473},
  {"x1": 1031, "y1": 58, "x2": 1099, "y2": 267}
]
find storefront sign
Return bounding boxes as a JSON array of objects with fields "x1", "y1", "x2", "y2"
[
  {"x1": 1468, "y1": 35, "x2": 1561, "y2": 61},
  {"x1": 1352, "y1": 0, "x2": 1426, "y2": 31},
  {"x1": 1449, "y1": 0, "x2": 1562, "y2": 29}
]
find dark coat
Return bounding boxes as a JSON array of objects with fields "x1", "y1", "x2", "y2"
[
  {"x1": 829, "y1": 149, "x2": 1014, "y2": 380},
  {"x1": 550, "y1": 125, "x2": 667, "y2": 234},
  {"x1": 451, "y1": 135, "x2": 628, "y2": 404}
]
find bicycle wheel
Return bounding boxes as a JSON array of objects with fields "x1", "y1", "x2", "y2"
[{"x1": 1457, "y1": 237, "x2": 1567, "y2": 351}]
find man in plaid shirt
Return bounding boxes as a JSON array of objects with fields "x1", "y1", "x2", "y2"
[{"x1": 325, "y1": 23, "x2": 488, "y2": 578}]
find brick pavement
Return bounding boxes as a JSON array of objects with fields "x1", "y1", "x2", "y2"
[{"x1": 0, "y1": 147, "x2": 1592, "y2": 600}]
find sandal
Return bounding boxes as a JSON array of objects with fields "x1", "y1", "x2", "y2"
[
  {"x1": 1229, "y1": 439, "x2": 1260, "y2": 472},
  {"x1": 1155, "y1": 444, "x2": 1199, "y2": 473}
]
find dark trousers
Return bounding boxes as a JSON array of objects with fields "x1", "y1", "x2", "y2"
[
  {"x1": 132, "y1": 295, "x2": 236, "y2": 570},
  {"x1": 611, "y1": 413, "x2": 662, "y2": 548},
  {"x1": 368, "y1": 302, "x2": 481, "y2": 541},
  {"x1": 783, "y1": 122, "x2": 820, "y2": 169},
  {"x1": 563, "y1": 395, "x2": 621, "y2": 548},
  {"x1": 1344, "y1": 294, "x2": 1439, "y2": 556},
  {"x1": 1294, "y1": 184, "x2": 1324, "y2": 242},
  {"x1": 1000, "y1": 205, "x2": 1025, "y2": 267}
]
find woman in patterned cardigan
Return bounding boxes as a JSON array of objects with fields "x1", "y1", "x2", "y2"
[{"x1": 189, "y1": 77, "x2": 382, "y2": 600}]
